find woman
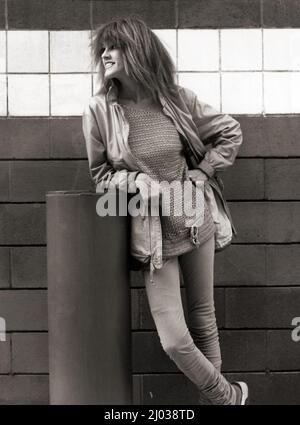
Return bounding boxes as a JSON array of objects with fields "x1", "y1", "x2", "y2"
[{"x1": 82, "y1": 15, "x2": 248, "y2": 405}]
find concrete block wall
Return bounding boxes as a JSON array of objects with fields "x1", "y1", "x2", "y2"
[{"x1": 0, "y1": 0, "x2": 299, "y2": 404}]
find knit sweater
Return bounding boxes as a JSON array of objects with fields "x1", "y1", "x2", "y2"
[{"x1": 122, "y1": 103, "x2": 216, "y2": 259}]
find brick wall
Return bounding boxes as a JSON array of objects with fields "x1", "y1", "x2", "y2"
[{"x1": 0, "y1": 0, "x2": 299, "y2": 405}]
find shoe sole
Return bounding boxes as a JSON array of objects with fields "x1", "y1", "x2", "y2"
[{"x1": 234, "y1": 381, "x2": 249, "y2": 405}]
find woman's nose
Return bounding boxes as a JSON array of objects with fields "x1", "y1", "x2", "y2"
[{"x1": 101, "y1": 48, "x2": 110, "y2": 60}]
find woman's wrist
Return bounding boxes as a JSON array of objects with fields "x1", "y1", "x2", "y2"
[
  {"x1": 197, "y1": 159, "x2": 215, "y2": 178},
  {"x1": 188, "y1": 168, "x2": 209, "y2": 182}
]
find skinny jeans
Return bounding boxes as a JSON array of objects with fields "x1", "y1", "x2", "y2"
[{"x1": 142, "y1": 234, "x2": 236, "y2": 405}]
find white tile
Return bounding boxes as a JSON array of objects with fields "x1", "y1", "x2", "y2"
[
  {"x1": 221, "y1": 29, "x2": 262, "y2": 70},
  {"x1": 50, "y1": 31, "x2": 91, "y2": 73},
  {"x1": 8, "y1": 74, "x2": 49, "y2": 116},
  {"x1": 264, "y1": 72, "x2": 300, "y2": 113},
  {"x1": 0, "y1": 75, "x2": 7, "y2": 115},
  {"x1": 153, "y1": 29, "x2": 177, "y2": 68},
  {"x1": 178, "y1": 30, "x2": 219, "y2": 71},
  {"x1": 178, "y1": 72, "x2": 220, "y2": 111},
  {"x1": 0, "y1": 31, "x2": 6, "y2": 73},
  {"x1": 51, "y1": 74, "x2": 92, "y2": 116},
  {"x1": 92, "y1": 73, "x2": 101, "y2": 95},
  {"x1": 264, "y1": 29, "x2": 300, "y2": 70},
  {"x1": 7, "y1": 31, "x2": 48, "y2": 73},
  {"x1": 222, "y1": 72, "x2": 263, "y2": 114}
]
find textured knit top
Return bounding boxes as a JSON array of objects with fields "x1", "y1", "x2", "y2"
[{"x1": 122, "y1": 103, "x2": 216, "y2": 259}]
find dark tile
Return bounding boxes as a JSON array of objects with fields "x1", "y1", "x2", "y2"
[
  {"x1": 0, "y1": 0, "x2": 5, "y2": 28},
  {"x1": 11, "y1": 247, "x2": 47, "y2": 288},
  {"x1": 266, "y1": 245, "x2": 300, "y2": 286},
  {"x1": 10, "y1": 160, "x2": 93, "y2": 202},
  {"x1": 0, "y1": 334, "x2": 10, "y2": 373},
  {"x1": 46, "y1": 0, "x2": 91, "y2": 30},
  {"x1": 0, "y1": 204, "x2": 46, "y2": 244},
  {"x1": 0, "y1": 162, "x2": 9, "y2": 202},
  {"x1": 179, "y1": 0, "x2": 261, "y2": 28},
  {"x1": 12, "y1": 333, "x2": 48, "y2": 373},
  {"x1": 7, "y1": 0, "x2": 47, "y2": 29},
  {"x1": 0, "y1": 120, "x2": 13, "y2": 158},
  {"x1": 221, "y1": 158, "x2": 264, "y2": 200},
  {"x1": 265, "y1": 159, "x2": 300, "y2": 200},
  {"x1": 50, "y1": 118, "x2": 87, "y2": 158},
  {"x1": 132, "y1": 375, "x2": 142, "y2": 405},
  {"x1": 215, "y1": 245, "x2": 266, "y2": 286},
  {"x1": 8, "y1": 0, "x2": 91, "y2": 29},
  {"x1": 220, "y1": 330, "x2": 267, "y2": 371},
  {"x1": 0, "y1": 119, "x2": 50, "y2": 158},
  {"x1": 0, "y1": 375, "x2": 49, "y2": 405},
  {"x1": 0, "y1": 290, "x2": 47, "y2": 331},
  {"x1": 263, "y1": 0, "x2": 300, "y2": 27},
  {"x1": 267, "y1": 330, "x2": 300, "y2": 371},
  {"x1": 0, "y1": 248, "x2": 10, "y2": 288},
  {"x1": 230, "y1": 201, "x2": 300, "y2": 243},
  {"x1": 132, "y1": 332, "x2": 177, "y2": 373},
  {"x1": 142, "y1": 373, "x2": 199, "y2": 404},
  {"x1": 263, "y1": 373, "x2": 300, "y2": 405},
  {"x1": 226, "y1": 287, "x2": 300, "y2": 328},
  {"x1": 130, "y1": 270, "x2": 144, "y2": 288},
  {"x1": 92, "y1": 0, "x2": 176, "y2": 29},
  {"x1": 236, "y1": 116, "x2": 300, "y2": 157}
]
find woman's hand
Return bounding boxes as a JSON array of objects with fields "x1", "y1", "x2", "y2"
[
  {"x1": 134, "y1": 173, "x2": 162, "y2": 216},
  {"x1": 188, "y1": 169, "x2": 209, "y2": 183}
]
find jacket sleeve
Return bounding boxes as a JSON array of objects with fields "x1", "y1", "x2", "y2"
[
  {"x1": 82, "y1": 102, "x2": 141, "y2": 193},
  {"x1": 190, "y1": 94, "x2": 243, "y2": 178}
]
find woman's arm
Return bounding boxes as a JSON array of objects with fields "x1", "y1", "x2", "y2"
[
  {"x1": 190, "y1": 94, "x2": 243, "y2": 178},
  {"x1": 82, "y1": 103, "x2": 141, "y2": 193}
]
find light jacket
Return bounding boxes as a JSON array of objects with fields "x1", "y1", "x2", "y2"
[{"x1": 82, "y1": 80, "x2": 243, "y2": 278}]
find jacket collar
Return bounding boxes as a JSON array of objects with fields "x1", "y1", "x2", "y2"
[{"x1": 106, "y1": 80, "x2": 118, "y2": 104}]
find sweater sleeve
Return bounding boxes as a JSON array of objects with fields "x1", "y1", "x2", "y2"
[
  {"x1": 190, "y1": 94, "x2": 243, "y2": 178},
  {"x1": 82, "y1": 102, "x2": 141, "y2": 193}
]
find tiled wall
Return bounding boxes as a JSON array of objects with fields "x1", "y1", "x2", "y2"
[
  {"x1": 1, "y1": 28, "x2": 300, "y2": 115},
  {"x1": 0, "y1": 0, "x2": 300, "y2": 406}
]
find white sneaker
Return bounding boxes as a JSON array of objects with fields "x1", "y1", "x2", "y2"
[{"x1": 232, "y1": 381, "x2": 249, "y2": 405}]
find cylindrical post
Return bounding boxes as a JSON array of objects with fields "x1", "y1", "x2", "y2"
[{"x1": 46, "y1": 190, "x2": 132, "y2": 405}]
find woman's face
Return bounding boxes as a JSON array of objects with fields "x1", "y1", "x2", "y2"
[{"x1": 100, "y1": 42, "x2": 126, "y2": 80}]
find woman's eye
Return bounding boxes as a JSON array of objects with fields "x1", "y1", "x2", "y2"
[{"x1": 99, "y1": 44, "x2": 117, "y2": 55}]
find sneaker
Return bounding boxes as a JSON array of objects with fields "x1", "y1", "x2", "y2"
[{"x1": 232, "y1": 381, "x2": 249, "y2": 405}]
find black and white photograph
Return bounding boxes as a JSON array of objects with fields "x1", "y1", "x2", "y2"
[{"x1": 0, "y1": 0, "x2": 299, "y2": 409}]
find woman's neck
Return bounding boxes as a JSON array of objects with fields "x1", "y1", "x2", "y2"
[{"x1": 116, "y1": 79, "x2": 153, "y2": 104}]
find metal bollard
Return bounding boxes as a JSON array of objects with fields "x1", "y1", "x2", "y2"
[{"x1": 46, "y1": 190, "x2": 132, "y2": 405}]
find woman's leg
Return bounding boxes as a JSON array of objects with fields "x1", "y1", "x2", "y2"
[
  {"x1": 179, "y1": 234, "x2": 222, "y2": 370},
  {"x1": 143, "y1": 248, "x2": 236, "y2": 405},
  {"x1": 178, "y1": 234, "x2": 221, "y2": 404}
]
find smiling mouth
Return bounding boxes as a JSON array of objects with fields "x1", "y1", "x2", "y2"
[{"x1": 105, "y1": 63, "x2": 115, "y2": 69}]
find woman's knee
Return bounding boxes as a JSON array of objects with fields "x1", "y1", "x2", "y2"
[
  {"x1": 160, "y1": 332, "x2": 195, "y2": 358},
  {"x1": 189, "y1": 308, "x2": 218, "y2": 331}
]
